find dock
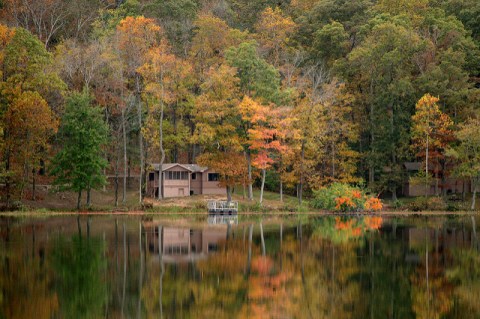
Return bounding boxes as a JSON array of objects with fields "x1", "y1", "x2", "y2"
[{"x1": 207, "y1": 201, "x2": 238, "y2": 214}]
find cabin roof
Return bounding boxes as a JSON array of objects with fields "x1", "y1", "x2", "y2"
[{"x1": 150, "y1": 163, "x2": 208, "y2": 172}]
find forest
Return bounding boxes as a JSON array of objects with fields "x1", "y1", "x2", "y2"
[{"x1": 0, "y1": 0, "x2": 479, "y2": 209}]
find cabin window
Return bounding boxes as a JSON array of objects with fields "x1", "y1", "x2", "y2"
[
  {"x1": 149, "y1": 173, "x2": 155, "y2": 181},
  {"x1": 165, "y1": 245, "x2": 188, "y2": 255},
  {"x1": 191, "y1": 173, "x2": 196, "y2": 180},
  {"x1": 165, "y1": 171, "x2": 189, "y2": 180},
  {"x1": 208, "y1": 173, "x2": 219, "y2": 182},
  {"x1": 208, "y1": 243, "x2": 218, "y2": 252}
]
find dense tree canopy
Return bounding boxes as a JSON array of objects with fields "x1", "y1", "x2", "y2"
[{"x1": 0, "y1": 0, "x2": 479, "y2": 206}]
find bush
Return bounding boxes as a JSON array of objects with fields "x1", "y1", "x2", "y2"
[
  {"x1": 446, "y1": 202, "x2": 460, "y2": 212},
  {"x1": 407, "y1": 197, "x2": 428, "y2": 211},
  {"x1": 427, "y1": 197, "x2": 447, "y2": 211},
  {"x1": 407, "y1": 196, "x2": 449, "y2": 211},
  {"x1": 312, "y1": 183, "x2": 382, "y2": 212},
  {"x1": 392, "y1": 199, "x2": 404, "y2": 209}
]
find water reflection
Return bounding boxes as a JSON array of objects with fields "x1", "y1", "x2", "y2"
[
  {"x1": 207, "y1": 214, "x2": 238, "y2": 225},
  {"x1": 143, "y1": 223, "x2": 228, "y2": 263},
  {"x1": 0, "y1": 215, "x2": 479, "y2": 318}
]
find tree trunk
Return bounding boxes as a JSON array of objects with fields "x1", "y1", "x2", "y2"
[
  {"x1": 173, "y1": 107, "x2": 178, "y2": 162},
  {"x1": 5, "y1": 150, "x2": 11, "y2": 208},
  {"x1": 77, "y1": 190, "x2": 82, "y2": 210},
  {"x1": 226, "y1": 185, "x2": 232, "y2": 203},
  {"x1": 158, "y1": 78, "x2": 165, "y2": 200},
  {"x1": 259, "y1": 169, "x2": 266, "y2": 205},
  {"x1": 331, "y1": 142, "x2": 336, "y2": 179},
  {"x1": 246, "y1": 224, "x2": 253, "y2": 275},
  {"x1": 441, "y1": 160, "x2": 447, "y2": 198},
  {"x1": 246, "y1": 150, "x2": 253, "y2": 201},
  {"x1": 280, "y1": 179, "x2": 283, "y2": 202},
  {"x1": 471, "y1": 216, "x2": 478, "y2": 251},
  {"x1": 87, "y1": 216, "x2": 91, "y2": 238},
  {"x1": 136, "y1": 76, "x2": 144, "y2": 205},
  {"x1": 137, "y1": 222, "x2": 143, "y2": 319},
  {"x1": 122, "y1": 109, "x2": 127, "y2": 204},
  {"x1": 32, "y1": 173, "x2": 36, "y2": 201},
  {"x1": 260, "y1": 222, "x2": 266, "y2": 256},
  {"x1": 425, "y1": 134, "x2": 429, "y2": 198},
  {"x1": 369, "y1": 79, "x2": 375, "y2": 188},
  {"x1": 121, "y1": 223, "x2": 127, "y2": 317},
  {"x1": 77, "y1": 215, "x2": 82, "y2": 238},
  {"x1": 115, "y1": 153, "x2": 119, "y2": 207},
  {"x1": 471, "y1": 178, "x2": 477, "y2": 211},
  {"x1": 86, "y1": 188, "x2": 91, "y2": 207},
  {"x1": 298, "y1": 140, "x2": 305, "y2": 205},
  {"x1": 158, "y1": 226, "x2": 164, "y2": 319}
]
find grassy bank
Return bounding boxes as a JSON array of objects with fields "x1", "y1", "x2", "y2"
[{"x1": 4, "y1": 184, "x2": 479, "y2": 215}]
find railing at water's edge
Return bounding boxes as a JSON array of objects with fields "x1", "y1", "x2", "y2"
[
  {"x1": 208, "y1": 215, "x2": 238, "y2": 225},
  {"x1": 207, "y1": 201, "x2": 238, "y2": 214}
]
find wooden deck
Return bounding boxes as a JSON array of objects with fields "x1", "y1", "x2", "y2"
[{"x1": 207, "y1": 201, "x2": 238, "y2": 214}]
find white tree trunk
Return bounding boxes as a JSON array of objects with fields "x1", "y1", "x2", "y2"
[
  {"x1": 122, "y1": 109, "x2": 127, "y2": 204},
  {"x1": 246, "y1": 151, "x2": 253, "y2": 200},
  {"x1": 158, "y1": 79, "x2": 165, "y2": 200},
  {"x1": 260, "y1": 169, "x2": 266, "y2": 205}
]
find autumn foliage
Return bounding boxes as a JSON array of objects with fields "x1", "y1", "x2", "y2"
[{"x1": 313, "y1": 183, "x2": 383, "y2": 212}]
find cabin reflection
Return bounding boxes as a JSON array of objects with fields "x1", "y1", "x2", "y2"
[{"x1": 143, "y1": 223, "x2": 227, "y2": 263}]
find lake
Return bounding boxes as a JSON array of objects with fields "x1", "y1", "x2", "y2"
[{"x1": 0, "y1": 214, "x2": 479, "y2": 318}]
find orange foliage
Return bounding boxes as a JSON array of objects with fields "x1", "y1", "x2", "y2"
[
  {"x1": 335, "y1": 216, "x2": 384, "y2": 239},
  {"x1": 243, "y1": 256, "x2": 292, "y2": 318},
  {"x1": 364, "y1": 197, "x2": 383, "y2": 211},
  {"x1": 334, "y1": 196, "x2": 357, "y2": 211},
  {"x1": 335, "y1": 218, "x2": 356, "y2": 231},
  {"x1": 251, "y1": 256, "x2": 274, "y2": 275},
  {"x1": 363, "y1": 216, "x2": 383, "y2": 230},
  {"x1": 351, "y1": 190, "x2": 362, "y2": 199}
]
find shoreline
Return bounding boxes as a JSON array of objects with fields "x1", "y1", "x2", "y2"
[{"x1": 0, "y1": 210, "x2": 478, "y2": 217}]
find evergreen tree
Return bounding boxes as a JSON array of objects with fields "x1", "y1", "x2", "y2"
[{"x1": 51, "y1": 90, "x2": 108, "y2": 209}]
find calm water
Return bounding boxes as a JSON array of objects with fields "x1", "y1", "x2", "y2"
[{"x1": 0, "y1": 214, "x2": 479, "y2": 319}]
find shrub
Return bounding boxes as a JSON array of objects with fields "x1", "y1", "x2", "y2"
[
  {"x1": 407, "y1": 196, "x2": 448, "y2": 211},
  {"x1": 427, "y1": 197, "x2": 447, "y2": 211},
  {"x1": 364, "y1": 197, "x2": 383, "y2": 211},
  {"x1": 407, "y1": 197, "x2": 428, "y2": 211},
  {"x1": 312, "y1": 183, "x2": 382, "y2": 212},
  {"x1": 392, "y1": 199, "x2": 404, "y2": 209}
]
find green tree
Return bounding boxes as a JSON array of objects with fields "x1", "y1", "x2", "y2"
[
  {"x1": 312, "y1": 21, "x2": 350, "y2": 66},
  {"x1": 337, "y1": 17, "x2": 423, "y2": 196},
  {"x1": 447, "y1": 117, "x2": 480, "y2": 210},
  {"x1": 52, "y1": 235, "x2": 107, "y2": 318},
  {"x1": 51, "y1": 90, "x2": 108, "y2": 209},
  {"x1": 145, "y1": 0, "x2": 198, "y2": 55},
  {"x1": 225, "y1": 41, "x2": 283, "y2": 104}
]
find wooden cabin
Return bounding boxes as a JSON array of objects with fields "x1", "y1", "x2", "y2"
[
  {"x1": 402, "y1": 162, "x2": 471, "y2": 196},
  {"x1": 146, "y1": 163, "x2": 225, "y2": 198}
]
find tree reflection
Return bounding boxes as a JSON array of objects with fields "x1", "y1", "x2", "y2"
[
  {"x1": 52, "y1": 235, "x2": 107, "y2": 319},
  {"x1": 1, "y1": 216, "x2": 480, "y2": 318},
  {"x1": 0, "y1": 225, "x2": 59, "y2": 318}
]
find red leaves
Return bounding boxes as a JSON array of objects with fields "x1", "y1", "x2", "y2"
[{"x1": 239, "y1": 96, "x2": 288, "y2": 170}]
